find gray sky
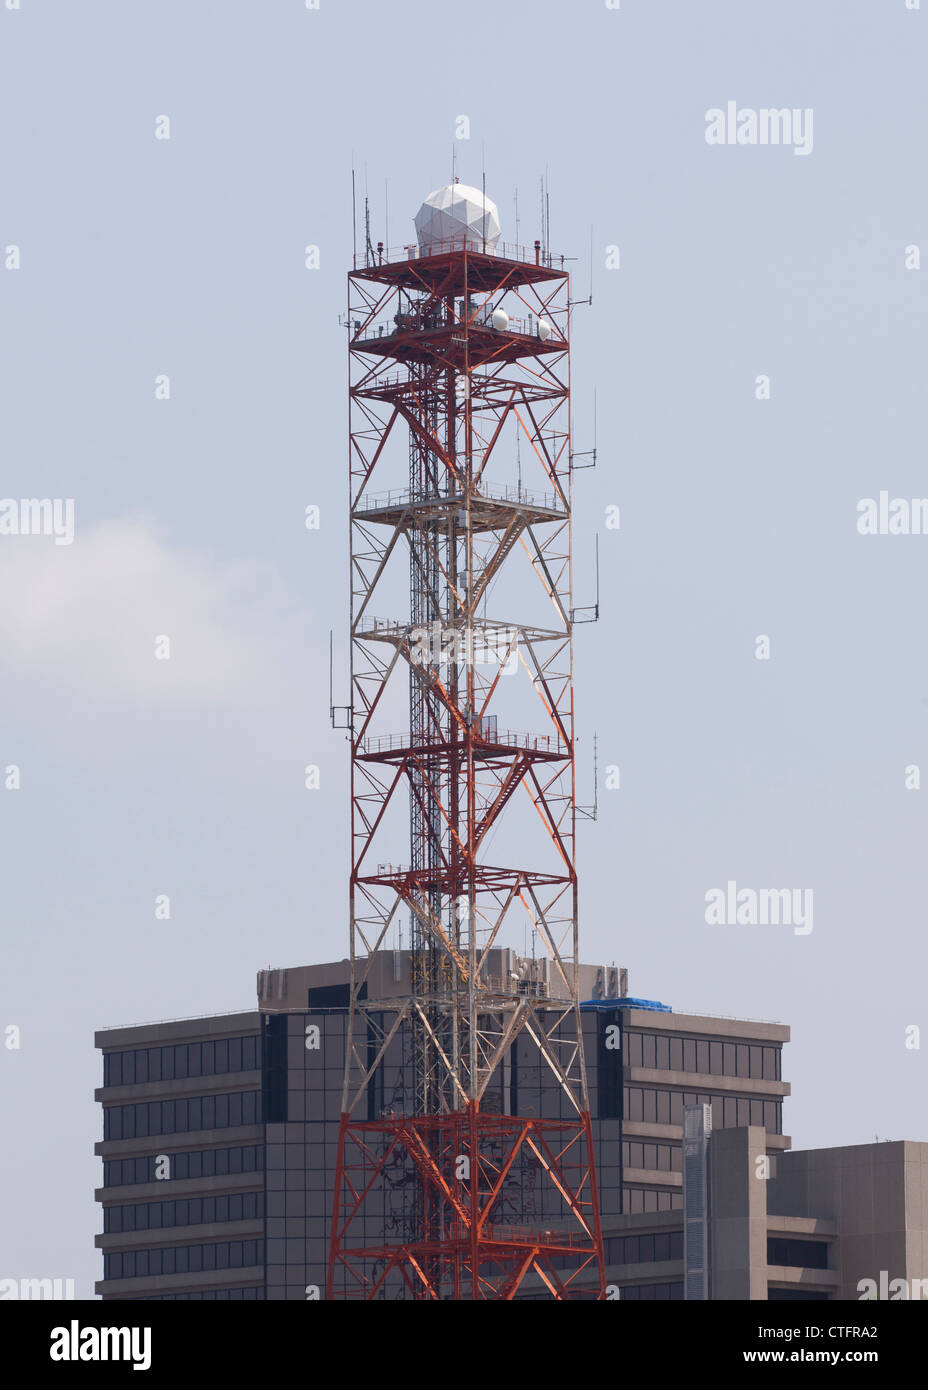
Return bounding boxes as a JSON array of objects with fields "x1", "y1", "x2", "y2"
[{"x1": 1, "y1": 0, "x2": 925, "y2": 1297}]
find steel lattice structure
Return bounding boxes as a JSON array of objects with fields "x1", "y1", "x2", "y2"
[{"x1": 327, "y1": 212, "x2": 605, "y2": 1300}]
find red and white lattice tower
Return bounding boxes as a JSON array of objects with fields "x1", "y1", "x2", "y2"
[{"x1": 327, "y1": 182, "x2": 605, "y2": 1300}]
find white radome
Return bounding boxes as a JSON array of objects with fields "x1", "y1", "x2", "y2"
[{"x1": 415, "y1": 183, "x2": 501, "y2": 253}]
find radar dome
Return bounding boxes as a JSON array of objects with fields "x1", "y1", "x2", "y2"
[{"x1": 414, "y1": 183, "x2": 501, "y2": 253}]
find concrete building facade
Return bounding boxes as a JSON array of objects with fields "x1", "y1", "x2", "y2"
[{"x1": 93, "y1": 956, "x2": 926, "y2": 1300}]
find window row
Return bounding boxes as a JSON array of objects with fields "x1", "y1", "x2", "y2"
[
  {"x1": 104, "y1": 1145, "x2": 264, "y2": 1188},
  {"x1": 624, "y1": 1032, "x2": 781, "y2": 1081},
  {"x1": 768, "y1": 1288, "x2": 831, "y2": 1301},
  {"x1": 103, "y1": 1036, "x2": 260, "y2": 1088},
  {"x1": 131, "y1": 1287, "x2": 264, "y2": 1300},
  {"x1": 619, "y1": 1282, "x2": 684, "y2": 1300},
  {"x1": 104, "y1": 1239, "x2": 264, "y2": 1281},
  {"x1": 623, "y1": 1087, "x2": 782, "y2": 1133},
  {"x1": 104, "y1": 1190, "x2": 264, "y2": 1233},
  {"x1": 103, "y1": 1091, "x2": 261, "y2": 1141},
  {"x1": 624, "y1": 1188, "x2": 682, "y2": 1214},
  {"x1": 622, "y1": 1141, "x2": 682, "y2": 1173},
  {"x1": 767, "y1": 1237, "x2": 829, "y2": 1270},
  {"x1": 605, "y1": 1231, "x2": 683, "y2": 1266}
]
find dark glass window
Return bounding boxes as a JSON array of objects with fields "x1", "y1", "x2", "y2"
[
  {"x1": 106, "y1": 1039, "x2": 264, "y2": 1088},
  {"x1": 767, "y1": 1238, "x2": 829, "y2": 1270},
  {"x1": 620, "y1": 1282, "x2": 683, "y2": 1301},
  {"x1": 101, "y1": 1035, "x2": 261, "y2": 1092},
  {"x1": 655, "y1": 1036, "x2": 670, "y2": 1070},
  {"x1": 768, "y1": 1288, "x2": 830, "y2": 1301},
  {"x1": 626, "y1": 1033, "x2": 642, "y2": 1067},
  {"x1": 642, "y1": 1034, "x2": 656, "y2": 1069},
  {"x1": 723, "y1": 1042, "x2": 736, "y2": 1075},
  {"x1": 103, "y1": 1145, "x2": 262, "y2": 1189},
  {"x1": 127, "y1": 1287, "x2": 265, "y2": 1301},
  {"x1": 709, "y1": 1042, "x2": 723, "y2": 1075},
  {"x1": 102, "y1": 1093, "x2": 260, "y2": 1143}
]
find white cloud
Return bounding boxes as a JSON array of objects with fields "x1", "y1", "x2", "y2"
[{"x1": 0, "y1": 519, "x2": 290, "y2": 705}]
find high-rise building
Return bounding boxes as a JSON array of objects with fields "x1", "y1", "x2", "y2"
[
  {"x1": 97, "y1": 954, "x2": 881, "y2": 1301},
  {"x1": 95, "y1": 955, "x2": 928, "y2": 1300}
]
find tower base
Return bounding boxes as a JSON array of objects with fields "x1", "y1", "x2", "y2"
[{"x1": 326, "y1": 1101, "x2": 605, "y2": 1300}]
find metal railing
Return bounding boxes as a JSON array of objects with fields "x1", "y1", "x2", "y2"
[
  {"x1": 354, "y1": 481, "x2": 562, "y2": 515},
  {"x1": 482, "y1": 1223, "x2": 593, "y2": 1247},
  {"x1": 353, "y1": 239, "x2": 567, "y2": 271},
  {"x1": 98, "y1": 1008, "x2": 258, "y2": 1032},
  {"x1": 359, "y1": 728, "x2": 564, "y2": 756},
  {"x1": 355, "y1": 311, "x2": 542, "y2": 341},
  {"x1": 669, "y1": 1006, "x2": 787, "y2": 1026}
]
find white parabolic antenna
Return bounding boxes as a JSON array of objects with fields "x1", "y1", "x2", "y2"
[{"x1": 415, "y1": 183, "x2": 501, "y2": 253}]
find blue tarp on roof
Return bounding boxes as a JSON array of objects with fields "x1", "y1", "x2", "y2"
[{"x1": 580, "y1": 996, "x2": 671, "y2": 1012}]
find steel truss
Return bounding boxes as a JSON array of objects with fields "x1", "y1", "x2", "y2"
[{"x1": 328, "y1": 240, "x2": 605, "y2": 1299}]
